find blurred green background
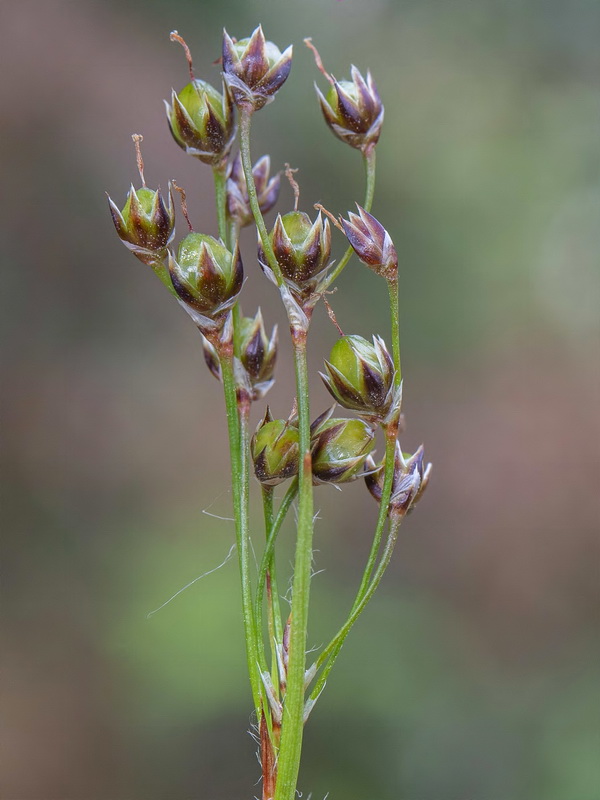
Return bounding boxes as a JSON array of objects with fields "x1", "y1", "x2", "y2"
[{"x1": 1, "y1": 0, "x2": 599, "y2": 798}]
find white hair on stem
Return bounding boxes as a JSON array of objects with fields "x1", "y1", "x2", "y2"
[{"x1": 146, "y1": 542, "x2": 236, "y2": 618}]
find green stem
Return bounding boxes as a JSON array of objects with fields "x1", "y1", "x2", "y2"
[
  {"x1": 354, "y1": 430, "x2": 397, "y2": 600},
  {"x1": 352, "y1": 272, "x2": 402, "y2": 596},
  {"x1": 212, "y1": 165, "x2": 228, "y2": 245},
  {"x1": 231, "y1": 302, "x2": 242, "y2": 358},
  {"x1": 239, "y1": 106, "x2": 314, "y2": 800},
  {"x1": 220, "y1": 354, "x2": 262, "y2": 716},
  {"x1": 274, "y1": 339, "x2": 314, "y2": 800},
  {"x1": 213, "y1": 167, "x2": 244, "y2": 361},
  {"x1": 308, "y1": 513, "x2": 404, "y2": 702},
  {"x1": 387, "y1": 276, "x2": 402, "y2": 386},
  {"x1": 322, "y1": 148, "x2": 377, "y2": 291},
  {"x1": 308, "y1": 274, "x2": 403, "y2": 694},
  {"x1": 227, "y1": 219, "x2": 240, "y2": 254},
  {"x1": 261, "y1": 486, "x2": 283, "y2": 685},
  {"x1": 309, "y1": 423, "x2": 396, "y2": 688},
  {"x1": 238, "y1": 107, "x2": 301, "y2": 661},
  {"x1": 352, "y1": 276, "x2": 401, "y2": 596},
  {"x1": 239, "y1": 109, "x2": 285, "y2": 288},
  {"x1": 256, "y1": 480, "x2": 299, "y2": 646}
]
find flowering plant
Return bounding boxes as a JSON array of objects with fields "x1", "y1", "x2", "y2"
[{"x1": 108, "y1": 26, "x2": 430, "y2": 800}]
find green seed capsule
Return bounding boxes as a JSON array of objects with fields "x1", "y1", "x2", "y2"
[
  {"x1": 108, "y1": 184, "x2": 174, "y2": 267},
  {"x1": 259, "y1": 211, "x2": 331, "y2": 301},
  {"x1": 166, "y1": 79, "x2": 235, "y2": 166},
  {"x1": 168, "y1": 233, "x2": 243, "y2": 322},
  {"x1": 252, "y1": 414, "x2": 300, "y2": 485},
  {"x1": 321, "y1": 334, "x2": 394, "y2": 417},
  {"x1": 310, "y1": 407, "x2": 375, "y2": 484}
]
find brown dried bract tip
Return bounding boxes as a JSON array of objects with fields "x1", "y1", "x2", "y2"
[
  {"x1": 323, "y1": 297, "x2": 344, "y2": 336},
  {"x1": 131, "y1": 134, "x2": 146, "y2": 187},
  {"x1": 303, "y1": 38, "x2": 334, "y2": 85},
  {"x1": 171, "y1": 180, "x2": 193, "y2": 231},
  {"x1": 313, "y1": 203, "x2": 344, "y2": 233},
  {"x1": 170, "y1": 30, "x2": 195, "y2": 80},
  {"x1": 284, "y1": 163, "x2": 300, "y2": 211}
]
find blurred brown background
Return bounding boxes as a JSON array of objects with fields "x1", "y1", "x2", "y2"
[{"x1": 1, "y1": 0, "x2": 599, "y2": 798}]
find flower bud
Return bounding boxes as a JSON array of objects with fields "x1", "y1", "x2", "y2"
[
  {"x1": 168, "y1": 234, "x2": 243, "y2": 325},
  {"x1": 238, "y1": 309, "x2": 278, "y2": 401},
  {"x1": 252, "y1": 411, "x2": 300, "y2": 485},
  {"x1": 165, "y1": 79, "x2": 235, "y2": 167},
  {"x1": 108, "y1": 184, "x2": 174, "y2": 266},
  {"x1": 310, "y1": 407, "x2": 375, "y2": 484},
  {"x1": 341, "y1": 204, "x2": 397, "y2": 280},
  {"x1": 226, "y1": 153, "x2": 280, "y2": 227},
  {"x1": 321, "y1": 335, "x2": 394, "y2": 418},
  {"x1": 316, "y1": 66, "x2": 383, "y2": 154},
  {"x1": 222, "y1": 26, "x2": 293, "y2": 111},
  {"x1": 365, "y1": 442, "x2": 432, "y2": 517},
  {"x1": 259, "y1": 211, "x2": 331, "y2": 301}
]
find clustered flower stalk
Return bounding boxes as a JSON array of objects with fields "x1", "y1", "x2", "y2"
[{"x1": 108, "y1": 25, "x2": 431, "y2": 800}]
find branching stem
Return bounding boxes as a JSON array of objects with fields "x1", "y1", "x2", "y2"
[
  {"x1": 239, "y1": 107, "x2": 315, "y2": 800},
  {"x1": 220, "y1": 353, "x2": 262, "y2": 716},
  {"x1": 256, "y1": 480, "x2": 299, "y2": 643},
  {"x1": 322, "y1": 148, "x2": 376, "y2": 291},
  {"x1": 308, "y1": 512, "x2": 404, "y2": 702},
  {"x1": 274, "y1": 339, "x2": 314, "y2": 800},
  {"x1": 260, "y1": 485, "x2": 285, "y2": 685},
  {"x1": 308, "y1": 275, "x2": 402, "y2": 698},
  {"x1": 239, "y1": 109, "x2": 285, "y2": 288}
]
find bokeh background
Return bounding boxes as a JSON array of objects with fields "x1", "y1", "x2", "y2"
[{"x1": 2, "y1": 0, "x2": 599, "y2": 798}]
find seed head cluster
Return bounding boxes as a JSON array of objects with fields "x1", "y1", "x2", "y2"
[{"x1": 107, "y1": 23, "x2": 430, "y2": 497}]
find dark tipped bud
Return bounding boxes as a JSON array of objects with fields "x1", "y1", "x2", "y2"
[
  {"x1": 222, "y1": 26, "x2": 293, "y2": 111},
  {"x1": 165, "y1": 79, "x2": 235, "y2": 167},
  {"x1": 365, "y1": 442, "x2": 432, "y2": 518},
  {"x1": 315, "y1": 66, "x2": 383, "y2": 154},
  {"x1": 341, "y1": 205, "x2": 397, "y2": 280},
  {"x1": 168, "y1": 234, "x2": 243, "y2": 327},
  {"x1": 108, "y1": 184, "x2": 175, "y2": 266},
  {"x1": 310, "y1": 407, "x2": 375, "y2": 484},
  {"x1": 238, "y1": 309, "x2": 278, "y2": 401},
  {"x1": 252, "y1": 412, "x2": 300, "y2": 485},
  {"x1": 259, "y1": 211, "x2": 332, "y2": 301},
  {"x1": 226, "y1": 153, "x2": 280, "y2": 227},
  {"x1": 321, "y1": 334, "x2": 394, "y2": 418}
]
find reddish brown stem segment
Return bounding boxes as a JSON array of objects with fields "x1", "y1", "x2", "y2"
[{"x1": 261, "y1": 712, "x2": 278, "y2": 800}]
